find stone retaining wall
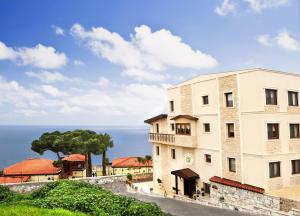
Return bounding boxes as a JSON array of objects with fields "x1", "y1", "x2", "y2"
[
  {"x1": 280, "y1": 198, "x2": 300, "y2": 213},
  {"x1": 2, "y1": 175, "x2": 127, "y2": 194},
  {"x1": 209, "y1": 182, "x2": 281, "y2": 215},
  {"x1": 209, "y1": 182, "x2": 300, "y2": 215}
]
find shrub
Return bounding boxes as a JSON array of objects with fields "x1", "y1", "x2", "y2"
[
  {"x1": 1, "y1": 180, "x2": 169, "y2": 216},
  {"x1": 126, "y1": 173, "x2": 133, "y2": 181}
]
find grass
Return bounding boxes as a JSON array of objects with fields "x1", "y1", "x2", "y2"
[{"x1": 0, "y1": 205, "x2": 87, "y2": 216}]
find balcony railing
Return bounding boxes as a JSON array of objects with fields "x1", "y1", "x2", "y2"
[
  {"x1": 149, "y1": 133, "x2": 175, "y2": 144},
  {"x1": 148, "y1": 133, "x2": 197, "y2": 148}
]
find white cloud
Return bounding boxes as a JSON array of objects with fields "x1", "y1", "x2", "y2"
[
  {"x1": 215, "y1": 0, "x2": 236, "y2": 16},
  {"x1": 71, "y1": 24, "x2": 217, "y2": 81},
  {"x1": 17, "y1": 44, "x2": 67, "y2": 69},
  {"x1": 25, "y1": 71, "x2": 68, "y2": 83},
  {"x1": 0, "y1": 41, "x2": 16, "y2": 60},
  {"x1": 15, "y1": 109, "x2": 47, "y2": 117},
  {"x1": 256, "y1": 30, "x2": 300, "y2": 51},
  {"x1": 0, "y1": 76, "x2": 44, "y2": 109},
  {"x1": 40, "y1": 85, "x2": 69, "y2": 97},
  {"x1": 51, "y1": 25, "x2": 65, "y2": 36},
  {"x1": 97, "y1": 77, "x2": 110, "y2": 87},
  {"x1": 0, "y1": 74, "x2": 167, "y2": 124},
  {"x1": 245, "y1": 0, "x2": 290, "y2": 12},
  {"x1": 0, "y1": 41, "x2": 67, "y2": 69},
  {"x1": 73, "y1": 60, "x2": 85, "y2": 66}
]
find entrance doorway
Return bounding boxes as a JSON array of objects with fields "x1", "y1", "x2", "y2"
[
  {"x1": 184, "y1": 179, "x2": 196, "y2": 198},
  {"x1": 203, "y1": 182, "x2": 211, "y2": 195},
  {"x1": 171, "y1": 168, "x2": 199, "y2": 198}
]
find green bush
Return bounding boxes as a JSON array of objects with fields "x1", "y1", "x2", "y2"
[
  {"x1": 126, "y1": 173, "x2": 133, "y2": 181},
  {"x1": 1, "y1": 180, "x2": 169, "y2": 216}
]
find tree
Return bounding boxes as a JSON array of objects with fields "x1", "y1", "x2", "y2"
[
  {"x1": 66, "y1": 130, "x2": 104, "y2": 177},
  {"x1": 31, "y1": 131, "x2": 72, "y2": 178},
  {"x1": 31, "y1": 130, "x2": 109, "y2": 178},
  {"x1": 136, "y1": 155, "x2": 152, "y2": 173},
  {"x1": 100, "y1": 133, "x2": 114, "y2": 176}
]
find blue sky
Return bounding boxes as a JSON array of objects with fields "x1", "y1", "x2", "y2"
[{"x1": 0, "y1": 0, "x2": 299, "y2": 125}]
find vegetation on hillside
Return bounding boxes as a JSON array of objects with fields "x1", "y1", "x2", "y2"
[{"x1": 0, "y1": 180, "x2": 169, "y2": 216}]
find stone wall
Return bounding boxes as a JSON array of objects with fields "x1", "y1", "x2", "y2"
[
  {"x1": 210, "y1": 182, "x2": 281, "y2": 214},
  {"x1": 280, "y1": 198, "x2": 300, "y2": 212},
  {"x1": 218, "y1": 74, "x2": 242, "y2": 182},
  {"x1": 180, "y1": 84, "x2": 192, "y2": 115},
  {"x1": 209, "y1": 181, "x2": 300, "y2": 215},
  {"x1": 2, "y1": 175, "x2": 127, "y2": 194}
]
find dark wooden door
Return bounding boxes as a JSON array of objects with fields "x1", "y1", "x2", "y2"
[
  {"x1": 184, "y1": 179, "x2": 196, "y2": 197},
  {"x1": 204, "y1": 183, "x2": 211, "y2": 194}
]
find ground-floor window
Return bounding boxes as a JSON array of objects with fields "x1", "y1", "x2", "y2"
[
  {"x1": 228, "y1": 158, "x2": 236, "y2": 172},
  {"x1": 269, "y1": 161, "x2": 281, "y2": 178},
  {"x1": 292, "y1": 159, "x2": 300, "y2": 174},
  {"x1": 156, "y1": 146, "x2": 160, "y2": 156},
  {"x1": 205, "y1": 154, "x2": 211, "y2": 163},
  {"x1": 171, "y1": 148, "x2": 176, "y2": 159}
]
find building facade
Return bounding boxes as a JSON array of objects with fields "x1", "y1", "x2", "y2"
[
  {"x1": 145, "y1": 68, "x2": 300, "y2": 198},
  {"x1": 111, "y1": 157, "x2": 153, "y2": 175}
]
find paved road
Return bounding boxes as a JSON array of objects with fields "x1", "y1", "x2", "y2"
[{"x1": 124, "y1": 193, "x2": 253, "y2": 216}]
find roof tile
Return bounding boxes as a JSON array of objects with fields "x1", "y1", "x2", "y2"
[{"x1": 210, "y1": 176, "x2": 265, "y2": 194}]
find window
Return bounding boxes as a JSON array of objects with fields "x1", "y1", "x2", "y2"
[
  {"x1": 290, "y1": 124, "x2": 300, "y2": 139},
  {"x1": 205, "y1": 154, "x2": 211, "y2": 163},
  {"x1": 156, "y1": 123, "x2": 159, "y2": 133},
  {"x1": 175, "y1": 123, "x2": 191, "y2": 135},
  {"x1": 228, "y1": 158, "x2": 236, "y2": 172},
  {"x1": 227, "y1": 123, "x2": 235, "y2": 138},
  {"x1": 269, "y1": 162, "x2": 280, "y2": 178},
  {"x1": 171, "y1": 123, "x2": 175, "y2": 131},
  {"x1": 292, "y1": 160, "x2": 300, "y2": 174},
  {"x1": 265, "y1": 89, "x2": 277, "y2": 105},
  {"x1": 288, "y1": 91, "x2": 299, "y2": 106},
  {"x1": 156, "y1": 146, "x2": 160, "y2": 156},
  {"x1": 267, "y1": 123, "x2": 279, "y2": 139},
  {"x1": 171, "y1": 149, "x2": 176, "y2": 159},
  {"x1": 170, "y1": 101, "x2": 174, "y2": 112},
  {"x1": 202, "y1": 95, "x2": 209, "y2": 105},
  {"x1": 204, "y1": 123, "x2": 210, "y2": 132},
  {"x1": 225, "y1": 92, "x2": 233, "y2": 107}
]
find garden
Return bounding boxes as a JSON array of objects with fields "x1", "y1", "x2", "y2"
[{"x1": 0, "y1": 180, "x2": 170, "y2": 216}]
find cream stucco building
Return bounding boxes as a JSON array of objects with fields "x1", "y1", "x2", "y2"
[{"x1": 145, "y1": 68, "x2": 300, "y2": 198}]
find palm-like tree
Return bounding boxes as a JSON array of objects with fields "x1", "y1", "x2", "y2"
[
  {"x1": 101, "y1": 133, "x2": 114, "y2": 176},
  {"x1": 137, "y1": 155, "x2": 152, "y2": 173}
]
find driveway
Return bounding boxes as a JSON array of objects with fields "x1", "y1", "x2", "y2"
[{"x1": 124, "y1": 193, "x2": 253, "y2": 216}]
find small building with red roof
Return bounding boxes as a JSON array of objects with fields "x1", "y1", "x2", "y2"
[
  {"x1": 62, "y1": 154, "x2": 86, "y2": 178},
  {"x1": 112, "y1": 156, "x2": 153, "y2": 175},
  {"x1": 2, "y1": 158, "x2": 60, "y2": 183}
]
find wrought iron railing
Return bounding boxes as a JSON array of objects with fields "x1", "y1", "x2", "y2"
[{"x1": 148, "y1": 133, "x2": 175, "y2": 143}]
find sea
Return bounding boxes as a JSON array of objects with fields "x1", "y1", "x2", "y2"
[{"x1": 0, "y1": 125, "x2": 151, "y2": 170}]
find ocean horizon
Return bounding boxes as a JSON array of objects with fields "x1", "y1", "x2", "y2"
[{"x1": 0, "y1": 125, "x2": 151, "y2": 170}]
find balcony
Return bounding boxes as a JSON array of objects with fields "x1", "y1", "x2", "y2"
[
  {"x1": 149, "y1": 133, "x2": 175, "y2": 144},
  {"x1": 148, "y1": 133, "x2": 197, "y2": 148}
]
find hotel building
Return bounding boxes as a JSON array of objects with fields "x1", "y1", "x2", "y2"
[{"x1": 145, "y1": 68, "x2": 300, "y2": 198}]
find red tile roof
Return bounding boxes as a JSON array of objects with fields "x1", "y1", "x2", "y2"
[
  {"x1": 3, "y1": 158, "x2": 60, "y2": 176},
  {"x1": 63, "y1": 154, "x2": 85, "y2": 162},
  {"x1": 210, "y1": 176, "x2": 265, "y2": 194},
  {"x1": 112, "y1": 157, "x2": 153, "y2": 168},
  {"x1": 0, "y1": 176, "x2": 30, "y2": 184}
]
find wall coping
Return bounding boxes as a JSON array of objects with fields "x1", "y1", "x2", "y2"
[{"x1": 0, "y1": 174, "x2": 126, "y2": 186}]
